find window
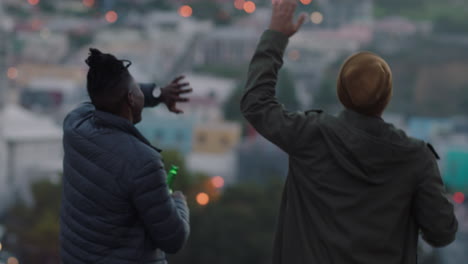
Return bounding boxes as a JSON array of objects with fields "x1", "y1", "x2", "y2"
[
  {"x1": 197, "y1": 133, "x2": 207, "y2": 144},
  {"x1": 220, "y1": 136, "x2": 230, "y2": 147}
]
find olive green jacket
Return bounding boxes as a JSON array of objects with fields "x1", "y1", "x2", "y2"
[{"x1": 241, "y1": 30, "x2": 458, "y2": 264}]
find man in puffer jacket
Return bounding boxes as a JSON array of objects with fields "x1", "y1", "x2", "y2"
[{"x1": 60, "y1": 48, "x2": 191, "y2": 264}]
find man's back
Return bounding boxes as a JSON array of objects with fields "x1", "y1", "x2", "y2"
[
  {"x1": 270, "y1": 109, "x2": 458, "y2": 264},
  {"x1": 60, "y1": 103, "x2": 190, "y2": 264},
  {"x1": 240, "y1": 27, "x2": 458, "y2": 263}
]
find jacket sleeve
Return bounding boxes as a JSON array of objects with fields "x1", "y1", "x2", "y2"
[
  {"x1": 414, "y1": 148, "x2": 458, "y2": 247},
  {"x1": 240, "y1": 30, "x2": 312, "y2": 154},
  {"x1": 131, "y1": 159, "x2": 190, "y2": 254},
  {"x1": 139, "y1": 82, "x2": 162, "y2": 108}
]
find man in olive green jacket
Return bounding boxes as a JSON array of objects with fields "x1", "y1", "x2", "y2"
[{"x1": 240, "y1": 1, "x2": 458, "y2": 263}]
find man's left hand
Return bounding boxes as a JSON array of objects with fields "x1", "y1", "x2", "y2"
[{"x1": 160, "y1": 76, "x2": 193, "y2": 114}]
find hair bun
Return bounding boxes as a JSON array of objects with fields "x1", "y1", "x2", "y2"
[
  {"x1": 85, "y1": 48, "x2": 105, "y2": 68},
  {"x1": 85, "y1": 48, "x2": 127, "y2": 75}
]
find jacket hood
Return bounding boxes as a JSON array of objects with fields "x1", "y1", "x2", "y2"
[{"x1": 318, "y1": 109, "x2": 426, "y2": 185}]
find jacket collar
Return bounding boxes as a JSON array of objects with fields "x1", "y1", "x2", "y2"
[
  {"x1": 338, "y1": 108, "x2": 390, "y2": 137},
  {"x1": 94, "y1": 110, "x2": 162, "y2": 153}
]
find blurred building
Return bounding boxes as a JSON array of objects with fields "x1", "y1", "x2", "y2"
[
  {"x1": 0, "y1": 3, "x2": 13, "y2": 109},
  {"x1": 444, "y1": 148, "x2": 468, "y2": 192},
  {"x1": 407, "y1": 117, "x2": 453, "y2": 142},
  {"x1": 137, "y1": 108, "x2": 195, "y2": 155},
  {"x1": 196, "y1": 27, "x2": 258, "y2": 66},
  {"x1": 237, "y1": 134, "x2": 289, "y2": 183},
  {"x1": 0, "y1": 104, "x2": 62, "y2": 212},
  {"x1": 192, "y1": 122, "x2": 241, "y2": 154},
  {"x1": 182, "y1": 74, "x2": 236, "y2": 105},
  {"x1": 181, "y1": 96, "x2": 223, "y2": 123},
  {"x1": 16, "y1": 29, "x2": 69, "y2": 63},
  {"x1": 86, "y1": 12, "x2": 213, "y2": 84},
  {"x1": 14, "y1": 64, "x2": 87, "y2": 122},
  {"x1": 20, "y1": 78, "x2": 86, "y2": 120},
  {"x1": 187, "y1": 122, "x2": 241, "y2": 184},
  {"x1": 316, "y1": 0, "x2": 374, "y2": 29},
  {"x1": 373, "y1": 17, "x2": 433, "y2": 54}
]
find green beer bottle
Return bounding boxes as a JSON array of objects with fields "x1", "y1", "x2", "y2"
[{"x1": 167, "y1": 165, "x2": 179, "y2": 194}]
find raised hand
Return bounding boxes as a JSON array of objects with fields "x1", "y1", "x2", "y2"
[
  {"x1": 160, "y1": 75, "x2": 193, "y2": 114},
  {"x1": 269, "y1": 0, "x2": 307, "y2": 37}
]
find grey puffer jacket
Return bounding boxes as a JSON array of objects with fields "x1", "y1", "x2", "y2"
[{"x1": 60, "y1": 84, "x2": 190, "y2": 264}]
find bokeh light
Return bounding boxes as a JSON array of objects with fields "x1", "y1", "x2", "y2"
[
  {"x1": 196, "y1": 192, "x2": 210, "y2": 206},
  {"x1": 178, "y1": 5, "x2": 193, "y2": 18},
  {"x1": 453, "y1": 192, "x2": 465, "y2": 204},
  {"x1": 234, "y1": 0, "x2": 245, "y2": 10},
  {"x1": 31, "y1": 18, "x2": 43, "y2": 31},
  {"x1": 311, "y1": 11, "x2": 323, "y2": 24},
  {"x1": 105, "y1": 11, "x2": 118, "y2": 23},
  {"x1": 28, "y1": 0, "x2": 40, "y2": 6},
  {"x1": 212, "y1": 176, "x2": 225, "y2": 189},
  {"x1": 243, "y1": 1, "x2": 256, "y2": 14},
  {"x1": 7, "y1": 67, "x2": 18, "y2": 80},
  {"x1": 300, "y1": 0, "x2": 312, "y2": 5},
  {"x1": 82, "y1": 0, "x2": 95, "y2": 8},
  {"x1": 7, "y1": 257, "x2": 18, "y2": 264},
  {"x1": 0, "y1": 242, "x2": 2, "y2": 251},
  {"x1": 288, "y1": 50, "x2": 301, "y2": 61}
]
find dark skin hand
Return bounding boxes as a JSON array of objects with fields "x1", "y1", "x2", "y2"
[{"x1": 160, "y1": 75, "x2": 193, "y2": 114}]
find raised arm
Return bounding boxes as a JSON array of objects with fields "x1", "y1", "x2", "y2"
[
  {"x1": 240, "y1": 0, "x2": 310, "y2": 154},
  {"x1": 140, "y1": 83, "x2": 161, "y2": 107},
  {"x1": 139, "y1": 76, "x2": 193, "y2": 113}
]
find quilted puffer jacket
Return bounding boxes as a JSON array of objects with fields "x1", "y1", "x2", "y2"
[{"x1": 60, "y1": 84, "x2": 190, "y2": 264}]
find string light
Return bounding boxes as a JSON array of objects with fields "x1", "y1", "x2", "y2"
[
  {"x1": 288, "y1": 50, "x2": 301, "y2": 61},
  {"x1": 212, "y1": 176, "x2": 225, "y2": 189},
  {"x1": 453, "y1": 192, "x2": 465, "y2": 204},
  {"x1": 243, "y1": 1, "x2": 256, "y2": 14},
  {"x1": 105, "y1": 11, "x2": 118, "y2": 23},
  {"x1": 196, "y1": 192, "x2": 210, "y2": 206},
  {"x1": 82, "y1": 0, "x2": 95, "y2": 8},
  {"x1": 7, "y1": 67, "x2": 18, "y2": 80},
  {"x1": 28, "y1": 0, "x2": 40, "y2": 6},
  {"x1": 178, "y1": 5, "x2": 193, "y2": 18},
  {"x1": 311, "y1": 11, "x2": 323, "y2": 24}
]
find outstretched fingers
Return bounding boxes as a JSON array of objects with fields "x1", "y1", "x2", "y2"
[
  {"x1": 172, "y1": 75, "x2": 185, "y2": 84},
  {"x1": 294, "y1": 13, "x2": 307, "y2": 32}
]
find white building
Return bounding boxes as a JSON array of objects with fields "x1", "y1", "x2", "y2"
[
  {"x1": 88, "y1": 12, "x2": 213, "y2": 84},
  {"x1": 19, "y1": 77, "x2": 85, "y2": 122},
  {"x1": 316, "y1": 0, "x2": 374, "y2": 29},
  {"x1": 16, "y1": 30, "x2": 70, "y2": 64},
  {"x1": 196, "y1": 27, "x2": 259, "y2": 67},
  {"x1": 183, "y1": 74, "x2": 236, "y2": 103},
  {"x1": 0, "y1": 104, "x2": 63, "y2": 211}
]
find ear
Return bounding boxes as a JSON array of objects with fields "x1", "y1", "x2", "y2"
[{"x1": 127, "y1": 90, "x2": 135, "y2": 107}]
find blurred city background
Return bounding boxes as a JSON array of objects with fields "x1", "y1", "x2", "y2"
[{"x1": 0, "y1": 0, "x2": 467, "y2": 263}]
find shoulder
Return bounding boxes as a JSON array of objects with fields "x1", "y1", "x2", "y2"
[
  {"x1": 306, "y1": 109, "x2": 339, "y2": 125},
  {"x1": 63, "y1": 102, "x2": 95, "y2": 131},
  {"x1": 304, "y1": 109, "x2": 329, "y2": 121}
]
